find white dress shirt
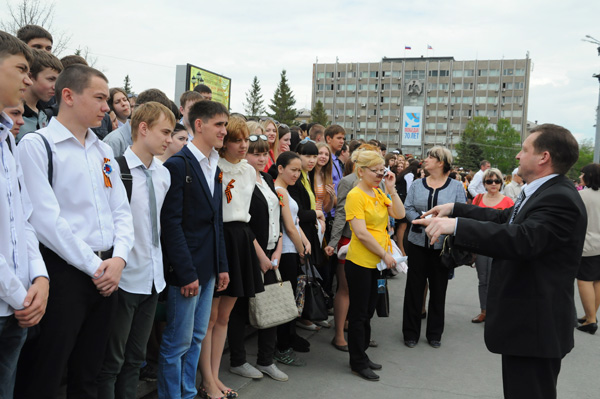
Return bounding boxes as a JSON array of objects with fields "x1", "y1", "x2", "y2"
[
  {"x1": 256, "y1": 176, "x2": 281, "y2": 250},
  {"x1": 218, "y1": 158, "x2": 255, "y2": 223},
  {"x1": 187, "y1": 142, "x2": 219, "y2": 195},
  {"x1": 17, "y1": 118, "x2": 134, "y2": 277},
  {"x1": 119, "y1": 148, "x2": 170, "y2": 295},
  {"x1": 468, "y1": 169, "x2": 486, "y2": 197},
  {"x1": 0, "y1": 113, "x2": 47, "y2": 316}
]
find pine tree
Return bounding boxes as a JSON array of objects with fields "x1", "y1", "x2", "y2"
[
  {"x1": 243, "y1": 76, "x2": 265, "y2": 119},
  {"x1": 311, "y1": 100, "x2": 329, "y2": 126},
  {"x1": 123, "y1": 75, "x2": 133, "y2": 95},
  {"x1": 267, "y1": 70, "x2": 297, "y2": 125}
]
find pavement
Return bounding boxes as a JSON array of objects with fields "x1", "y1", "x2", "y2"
[{"x1": 141, "y1": 265, "x2": 599, "y2": 399}]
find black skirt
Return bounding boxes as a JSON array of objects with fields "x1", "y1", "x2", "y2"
[
  {"x1": 215, "y1": 221, "x2": 264, "y2": 298},
  {"x1": 577, "y1": 255, "x2": 600, "y2": 281}
]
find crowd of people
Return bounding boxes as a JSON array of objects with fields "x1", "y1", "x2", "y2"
[{"x1": 1, "y1": 25, "x2": 600, "y2": 399}]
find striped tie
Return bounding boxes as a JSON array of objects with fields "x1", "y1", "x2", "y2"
[{"x1": 509, "y1": 190, "x2": 526, "y2": 224}]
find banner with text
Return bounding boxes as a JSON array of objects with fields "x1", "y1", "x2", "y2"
[
  {"x1": 186, "y1": 64, "x2": 231, "y2": 108},
  {"x1": 402, "y1": 106, "x2": 423, "y2": 146}
]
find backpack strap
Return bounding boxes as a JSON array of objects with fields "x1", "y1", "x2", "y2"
[
  {"x1": 115, "y1": 155, "x2": 132, "y2": 202},
  {"x1": 31, "y1": 132, "x2": 53, "y2": 187}
]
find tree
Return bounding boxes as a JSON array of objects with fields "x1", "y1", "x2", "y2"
[
  {"x1": 1, "y1": 0, "x2": 71, "y2": 55},
  {"x1": 455, "y1": 116, "x2": 490, "y2": 170},
  {"x1": 123, "y1": 75, "x2": 133, "y2": 95},
  {"x1": 481, "y1": 119, "x2": 521, "y2": 174},
  {"x1": 243, "y1": 76, "x2": 265, "y2": 119},
  {"x1": 267, "y1": 70, "x2": 297, "y2": 125},
  {"x1": 73, "y1": 46, "x2": 98, "y2": 67},
  {"x1": 567, "y1": 139, "x2": 594, "y2": 181},
  {"x1": 311, "y1": 100, "x2": 329, "y2": 126}
]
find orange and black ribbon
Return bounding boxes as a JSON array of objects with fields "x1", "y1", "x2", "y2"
[
  {"x1": 225, "y1": 179, "x2": 235, "y2": 203},
  {"x1": 217, "y1": 171, "x2": 223, "y2": 184},
  {"x1": 103, "y1": 158, "x2": 113, "y2": 188}
]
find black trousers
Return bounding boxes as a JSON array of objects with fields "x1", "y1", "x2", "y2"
[
  {"x1": 15, "y1": 249, "x2": 117, "y2": 399},
  {"x1": 276, "y1": 253, "x2": 300, "y2": 351},
  {"x1": 502, "y1": 355, "x2": 562, "y2": 399},
  {"x1": 402, "y1": 241, "x2": 448, "y2": 342},
  {"x1": 345, "y1": 260, "x2": 378, "y2": 371}
]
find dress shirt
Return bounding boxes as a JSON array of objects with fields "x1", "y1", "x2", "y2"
[
  {"x1": 256, "y1": 176, "x2": 281, "y2": 250},
  {"x1": 17, "y1": 118, "x2": 134, "y2": 277},
  {"x1": 517, "y1": 174, "x2": 558, "y2": 212},
  {"x1": 218, "y1": 158, "x2": 255, "y2": 223},
  {"x1": 187, "y1": 142, "x2": 219, "y2": 195},
  {"x1": 0, "y1": 113, "x2": 47, "y2": 316},
  {"x1": 119, "y1": 147, "x2": 170, "y2": 294},
  {"x1": 468, "y1": 169, "x2": 486, "y2": 197}
]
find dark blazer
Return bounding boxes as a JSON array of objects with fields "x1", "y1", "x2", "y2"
[
  {"x1": 452, "y1": 175, "x2": 587, "y2": 359},
  {"x1": 248, "y1": 172, "x2": 279, "y2": 251},
  {"x1": 161, "y1": 145, "x2": 228, "y2": 287}
]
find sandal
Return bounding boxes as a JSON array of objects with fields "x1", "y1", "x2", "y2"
[
  {"x1": 199, "y1": 386, "x2": 225, "y2": 399},
  {"x1": 222, "y1": 388, "x2": 238, "y2": 399}
]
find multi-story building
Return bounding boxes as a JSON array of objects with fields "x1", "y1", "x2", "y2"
[{"x1": 312, "y1": 56, "x2": 531, "y2": 155}]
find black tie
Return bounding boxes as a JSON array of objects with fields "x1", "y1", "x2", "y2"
[{"x1": 509, "y1": 190, "x2": 526, "y2": 224}]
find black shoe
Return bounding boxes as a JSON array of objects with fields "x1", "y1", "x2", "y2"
[
  {"x1": 139, "y1": 363, "x2": 157, "y2": 382},
  {"x1": 368, "y1": 360, "x2": 382, "y2": 370},
  {"x1": 352, "y1": 368, "x2": 380, "y2": 381},
  {"x1": 577, "y1": 316, "x2": 586, "y2": 324},
  {"x1": 576, "y1": 323, "x2": 598, "y2": 335},
  {"x1": 404, "y1": 340, "x2": 417, "y2": 348},
  {"x1": 428, "y1": 340, "x2": 441, "y2": 348}
]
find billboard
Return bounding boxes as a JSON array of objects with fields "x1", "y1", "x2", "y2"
[
  {"x1": 402, "y1": 106, "x2": 423, "y2": 146},
  {"x1": 185, "y1": 64, "x2": 231, "y2": 108}
]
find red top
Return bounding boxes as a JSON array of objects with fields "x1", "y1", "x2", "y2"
[{"x1": 473, "y1": 194, "x2": 514, "y2": 210}]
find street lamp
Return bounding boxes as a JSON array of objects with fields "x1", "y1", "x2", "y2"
[{"x1": 582, "y1": 34, "x2": 600, "y2": 163}]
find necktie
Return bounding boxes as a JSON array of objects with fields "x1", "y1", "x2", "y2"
[
  {"x1": 142, "y1": 167, "x2": 159, "y2": 247},
  {"x1": 509, "y1": 190, "x2": 526, "y2": 224}
]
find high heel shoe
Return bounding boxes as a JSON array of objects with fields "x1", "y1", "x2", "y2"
[
  {"x1": 576, "y1": 323, "x2": 598, "y2": 335},
  {"x1": 577, "y1": 316, "x2": 586, "y2": 324}
]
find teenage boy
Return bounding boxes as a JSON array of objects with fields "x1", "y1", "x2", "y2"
[
  {"x1": 179, "y1": 90, "x2": 203, "y2": 139},
  {"x1": 0, "y1": 30, "x2": 49, "y2": 399},
  {"x1": 159, "y1": 100, "x2": 230, "y2": 398},
  {"x1": 97, "y1": 102, "x2": 174, "y2": 399},
  {"x1": 193, "y1": 83, "x2": 213, "y2": 100},
  {"x1": 16, "y1": 24, "x2": 53, "y2": 53},
  {"x1": 103, "y1": 88, "x2": 171, "y2": 157},
  {"x1": 15, "y1": 64, "x2": 134, "y2": 399},
  {"x1": 324, "y1": 124, "x2": 346, "y2": 192},
  {"x1": 17, "y1": 48, "x2": 62, "y2": 142}
]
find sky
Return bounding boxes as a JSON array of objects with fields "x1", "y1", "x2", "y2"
[{"x1": 9, "y1": 0, "x2": 600, "y2": 143}]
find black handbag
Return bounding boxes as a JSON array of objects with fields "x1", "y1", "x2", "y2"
[
  {"x1": 440, "y1": 235, "x2": 476, "y2": 269},
  {"x1": 297, "y1": 256, "x2": 329, "y2": 322},
  {"x1": 375, "y1": 271, "x2": 390, "y2": 317}
]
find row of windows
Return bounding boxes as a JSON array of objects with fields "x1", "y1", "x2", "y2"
[
  {"x1": 325, "y1": 107, "x2": 523, "y2": 119},
  {"x1": 317, "y1": 68, "x2": 526, "y2": 80},
  {"x1": 336, "y1": 121, "x2": 523, "y2": 133},
  {"x1": 318, "y1": 81, "x2": 525, "y2": 93}
]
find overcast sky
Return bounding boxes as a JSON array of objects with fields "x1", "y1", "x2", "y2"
[{"x1": 27, "y1": 0, "x2": 600, "y2": 143}]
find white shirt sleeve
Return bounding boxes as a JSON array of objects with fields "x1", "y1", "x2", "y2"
[{"x1": 468, "y1": 171, "x2": 483, "y2": 197}]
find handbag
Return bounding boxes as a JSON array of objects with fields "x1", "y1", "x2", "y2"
[
  {"x1": 375, "y1": 271, "x2": 390, "y2": 317},
  {"x1": 440, "y1": 235, "x2": 476, "y2": 269},
  {"x1": 295, "y1": 256, "x2": 329, "y2": 321},
  {"x1": 249, "y1": 269, "x2": 299, "y2": 329}
]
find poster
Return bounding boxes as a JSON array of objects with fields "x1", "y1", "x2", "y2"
[
  {"x1": 402, "y1": 106, "x2": 423, "y2": 146},
  {"x1": 186, "y1": 64, "x2": 231, "y2": 108}
]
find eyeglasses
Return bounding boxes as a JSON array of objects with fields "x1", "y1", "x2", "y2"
[
  {"x1": 249, "y1": 134, "x2": 268, "y2": 142},
  {"x1": 485, "y1": 179, "x2": 502, "y2": 185},
  {"x1": 364, "y1": 167, "x2": 387, "y2": 178}
]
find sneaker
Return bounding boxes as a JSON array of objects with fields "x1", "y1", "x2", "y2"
[
  {"x1": 274, "y1": 348, "x2": 306, "y2": 367},
  {"x1": 229, "y1": 362, "x2": 263, "y2": 379},
  {"x1": 139, "y1": 363, "x2": 157, "y2": 382},
  {"x1": 255, "y1": 363, "x2": 289, "y2": 381}
]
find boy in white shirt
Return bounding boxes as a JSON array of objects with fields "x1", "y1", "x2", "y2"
[{"x1": 97, "y1": 102, "x2": 174, "y2": 399}]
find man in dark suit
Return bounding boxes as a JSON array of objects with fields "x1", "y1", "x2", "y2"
[
  {"x1": 414, "y1": 124, "x2": 586, "y2": 399},
  {"x1": 158, "y1": 100, "x2": 230, "y2": 398}
]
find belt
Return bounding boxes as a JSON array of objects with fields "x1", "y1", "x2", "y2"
[{"x1": 96, "y1": 247, "x2": 114, "y2": 261}]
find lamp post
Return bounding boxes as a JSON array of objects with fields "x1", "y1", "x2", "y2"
[{"x1": 582, "y1": 35, "x2": 600, "y2": 163}]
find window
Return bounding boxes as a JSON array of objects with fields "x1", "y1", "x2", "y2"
[
  {"x1": 367, "y1": 122, "x2": 377, "y2": 129},
  {"x1": 392, "y1": 71, "x2": 402, "y2": 78},
  {"x1": 337, "y1": 84, "x2": 345, "y2": 91},
  {"x1": 502, "y1": 82, "x2": 524, "y2": 90},
  {"x1": 317, "y1": 84, "x2": 324, "y2": 91},
  {"x1": 515, "y1": 68, "x2": 525, "y2": 76},
  {"x1": 324, "y1": 97, "x2": 334, "y2": 103},
  {"x1": 359, "y1": 84, "x2": 378, "y2": 91},
  {"x1": 452, "y1": 70, "x2": 463, "y2": 78},
  {"x1": 382, "y1": 71, "x2": 392, "y2": 77},
  {"x1": 325, "y1": 109, "x2": 332, "y2": 115},
  {"x1": 477, "y1": 83, "x2": 487, "y2": 90},
  {"x1": 429, "y1": 70, "x2": 438, "y2": 77},
  {"x1": 338, "y1": 71, "x2": 346, "y2": 78},
  {"x1": 345, "y1": 109, "x2": 354, "y2": 117},
  {"x1": 325, "y1": 72, "x2": 334, "y2": 78},
  {"x1": 454, "y1": 83, "x2": 473, "y2": 90},
  {"x1": 437, "y1": 123, "x2": 447, "y2": 130},
  {"x1": 380, "y1": 122, "x2": 390, "y2": 129},
  {"x1": 346, "y1": 84, "x2": 356, "y2": 91},
  {"x1": 514, "y1": 82, "x2": 524, "y2": 90},
  {"x1": 368, "y1": 109, "x2": 377, "y2": 116},
  {"x1": 501, "y1": 110, "x2": 522, "y2": 117},
  {"x1": 370, "y1": 71, "x2": 378, "y2": 78},
  {"x1": 381, "y1": 109, "x2": 390, "y2": 116},
  {"x1": 426, "y1": 123, "x2": 437, "y2": 130},
  {"x1": 405, "y1": 70, "x2": 425, "y2": 79},
  {"x1": 360, "y1": 71, "x2": 370, "y2": 78},
  {"x1": 347, "y1": 72, "x2": 356, "y2": 78},
  {"x1": 480, "y1": 69, "x2": 500, "y2": 77},
  {"x1": 463, "y1": 70, "x2": 474, "y2": 77},
  {"x1": 503, "y1": 69, "x2": 514, "y2": 76},
  {"x1": 451, "y1": 96, "x2": 472, "y2": 104},
  {"x1": 427, "y1": 96, "x2": 438, "y2": 104},
  {"x1": 346, "y1": 97, "x2": 355, "y2": 103},
  {"x1": 512, "y1": 124, "x2": 521, "y2": 131},
  {"x1": 450, "y1": 109, "x2": 472, "y2": 117},
  {"x1": 317, "y1": 72, "x2": 325, "y2": 79},
  {"x1": 325, "y1": 84, "x2": 334, "y2": 90},
  {"x1": 368, "y1": 97, "x2": 377, "y2": 104},
  {"x1": 335, "y1": 97, "x2": 345, "y2": 103}
]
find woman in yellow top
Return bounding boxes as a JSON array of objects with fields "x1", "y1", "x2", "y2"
[{"x1": 345, "y1": 148, "x2": 405, "y2": 381}]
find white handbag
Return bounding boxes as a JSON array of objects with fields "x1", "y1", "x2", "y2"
[{"x1": 249, "y1": 269, "x2": 299, "y2": 329}]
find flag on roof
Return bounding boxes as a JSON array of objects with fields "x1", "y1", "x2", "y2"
[
  {"x1": 405, "y1": 46, "x2": 411, "y2": 50},
  {"x1": 427, "y1": 45, "x2": 433, "y2": 50}
]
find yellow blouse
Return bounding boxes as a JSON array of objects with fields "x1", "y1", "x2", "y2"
[{"x1": 345, "y1": 186, "x2": 391, "y2": 268}]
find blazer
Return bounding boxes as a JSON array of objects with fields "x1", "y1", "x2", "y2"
[
  {"x1": 328, "y1": 173, "x2": 357, "y2": 249},
  {"x1": 161, "y1": 146, "x2": 228, "y2": 287},
  {"x1": 452, "y1": 175, "x2": 587, "y2": 359},
  {"x1": 248, "y1": 172, "x2": 280, "y2": 251}
]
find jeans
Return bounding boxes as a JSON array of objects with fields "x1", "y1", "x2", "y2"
[
  {"x1": 0, "y1": 315, "x2": 27, "y2": 398},
  {"x1": 158, "y1": 276, "x2": 215, "y2": 399},
  {"x1": 97, "y1": 289, "x2": 158, "y2": 399}
]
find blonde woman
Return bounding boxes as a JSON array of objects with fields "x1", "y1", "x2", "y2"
[
  {"x1": 311, "y1": 143, "x2": 336, "y2": 213},
  {"x1": 261, "y1": 119, "x2": 279, "y2": 172}
]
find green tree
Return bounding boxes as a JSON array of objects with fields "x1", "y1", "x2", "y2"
[
  {"x1": 567, "y1": 139, "x2": 594, "y2": 180},
  {"x1": 455, "y1": 116, "x2": 490, "y2": 170},
  {"x1": 123, "y1": 75, "x2": 133, "y2": 95},
  {"x1": 243, "y1": 76, "x2": 265, "y2": 119},
  {"x1": 268, "y1": 70, "x2": 297, "y2": 125},
  {"x1": 482, "y1": 119, "x2": 521, "y2": 174},
  {"x1": 310, "y1": 100, "x2": 329, "y2": 126}
]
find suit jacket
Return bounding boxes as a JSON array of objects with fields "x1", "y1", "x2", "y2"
[
  {"x1": 161, "y1": 146, "x2": 228, "y2": 287},
  {"x1": 248, "y1": 172, "x2": 279, "y2": 251},
  {"x1": 328, "y1": 174, "x2": 357, "y2": 249},
  {"x1": 452, "y1": 175, "x2": 587, "y2": 358}
]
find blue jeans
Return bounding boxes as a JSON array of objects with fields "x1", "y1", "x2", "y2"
[
  {"x1": 0, "y1": 315, "x2": 27, "y2": 398},
  {"x1": 158, "y1": 276, "x2": 215, "y2": 399}
]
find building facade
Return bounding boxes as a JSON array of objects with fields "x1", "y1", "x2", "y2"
[{"x1": 312, "y1": 56, "x2": 531, "y2": 155}]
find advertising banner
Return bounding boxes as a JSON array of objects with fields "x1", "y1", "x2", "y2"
[
  {"x1": 186, "y1": 64, "x2": 231, "y2": 108},
  {"x1": 402, "y1": 106, "x2": 423, "y2": 146}
]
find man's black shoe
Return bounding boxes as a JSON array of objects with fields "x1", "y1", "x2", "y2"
[
  {"x1": 352, "y1": 368, "x2": 380, "y2": 381},
  {"x1": 368, "y1": 360, "x2": 382, "y2": 370},
  {"x1": 428, "y1": 340, "x2": 441, "y2": 349},
  {"x1": 404, "y1": 340, "x2": 417, "y2": 348}
]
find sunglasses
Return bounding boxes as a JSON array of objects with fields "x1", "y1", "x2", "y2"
[
  {"x1": 485, "y1": 179, "x2": 502, "y2": 185},
  {"x1": 299, "y1": 137, "x2": 315, "y2": 144},
  {"x1": 249, "y1": 134, "x2": 268, "y2": 142}
]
